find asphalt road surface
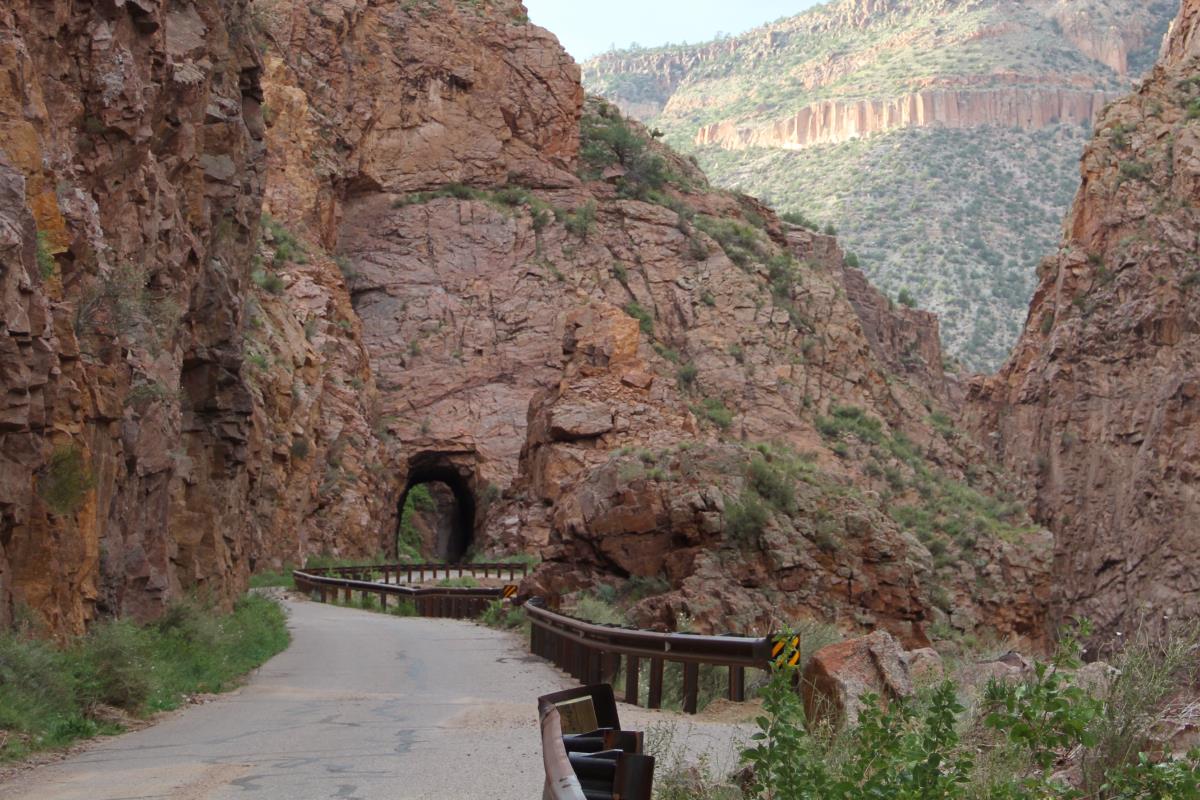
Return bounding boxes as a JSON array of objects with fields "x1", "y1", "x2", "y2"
[
  {"x1": 2, "y1": 598, "x2": 572, "y2": 800},
  {"x1": 2, "y1": 598, "x2": 752, "y2": 800}
]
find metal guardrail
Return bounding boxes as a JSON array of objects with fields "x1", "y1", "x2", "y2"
[
  {"x1": 295, "y1": 562, "x2": 787, "y2": 714},
  {"x1": 293, "y1": 566, "x2": 516, "y2": 619},
  {"x1": 525, "y1": 597, "x2": 776, "y2": 714},
  {"x1": 539, "y1": 684, "x2": 654, "y2": 800},
  {"x1": 310, "y1": 561, "x2": 531, "y2": 584}
]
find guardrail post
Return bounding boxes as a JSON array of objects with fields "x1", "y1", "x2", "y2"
[
  {"x1": 406, "y1": 565, "x2": 413, "y2": 583},
  {"x1": 647, "y1": 658, "x2": 664, "y2": 709},
  {"x1": 624, "y1": 656, "x2": 640, "y2": 706},
  {"x1": 682, "y1": 663, "x2": 699, "y2": 714},
  {"x1": 380, "y1": 591, "x2": 388, "y2": 611},
  {"x1": 343, "y1": 585, "x2": 352, "y2": 604},
  {"x1": 319, "y1": 585, "x2": 327, "y2": 603},
  {"x1": 729, "y1": 666, "x2": 745, "y2": 702}
]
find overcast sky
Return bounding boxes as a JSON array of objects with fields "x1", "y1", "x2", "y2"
[{"x1": 523, "y1": 1, "x2": 823, "y2": 61}]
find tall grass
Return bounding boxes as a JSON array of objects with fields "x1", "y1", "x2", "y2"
[{"x1": 0, "y1": 595, "x2": 289, "y2": 761}]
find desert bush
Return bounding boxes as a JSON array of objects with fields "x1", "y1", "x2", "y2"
[{"x1": 742, "y1": 623, "x2": 1200, "y2": 799}]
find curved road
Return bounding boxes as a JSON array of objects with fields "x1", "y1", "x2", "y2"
[{"x1": 3, "y1": 598, "x2": 572, "y2": 800}]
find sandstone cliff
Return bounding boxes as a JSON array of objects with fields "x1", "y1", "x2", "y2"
[{"x1": 965, "y1": 0, "x2": 1200, "y2": 644}]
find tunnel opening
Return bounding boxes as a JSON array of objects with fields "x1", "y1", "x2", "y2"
[{"x1": 396, "y1": 457, "x2": 476, "y2": 563}]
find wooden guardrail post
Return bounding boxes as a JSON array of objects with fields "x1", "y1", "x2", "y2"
[
  {"x1": 624, "y1": 656, "x2": 640, "y2": 705},
  {"x1": 729, "y1": 666, "x2": 745, "y2": 702},
  {"x1": 647, "y1": 658, "x2": 664, "y2": 709}
]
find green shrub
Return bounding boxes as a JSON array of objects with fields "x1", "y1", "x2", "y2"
[
  {"x1": 693, "y1": 397, "x2": 733, "y2": 430},
  {"x1": 252, "y1": 269, "x2": 285, "y2": 295},
  {"x1": 563, "y1": 201, "x2": 597, "y2": 238},
  {"x1": 480, "y1": 600, "x2": 526, "y2": 631},
  {"x1": 579, "y1": 102, "x2": 669, "y2": 199},
  {"x1": 816, "y1": 405, "x2": 884, "y2": 445},
  {"x1": 38, "y1": 446, "x2": 94, "y2": 517},
  {"x1": 677, "y1": 362, "x2": 698, "y2": 388},
  {"x1": 747, "y1": 456, "x2": 796, "y2": 513},
  {"x1": 725, "y1": 490, "x2": 770, "y2": 544},
  {"x1": 898, "y1": 288, "x2": 917, "y2": 308},
  {"x1": 624, "y1": 301, "x2": 654, "y2": 335},
  {"x1": 35, "y1": 231, "x2": 56, "y2": 279},
  {"x1": 743, "y1": 621, "x2": 1199, "y2": 799},
  {"x1": 1119, "y1": 161, "x2": 1151, "y2": 183},
  {"x1": 0, "y1": 596, "x2": 288, "y2": 761}
]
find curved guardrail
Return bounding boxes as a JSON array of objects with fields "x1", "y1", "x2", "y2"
[
  {"x1": 525, "y1": 598, "x2": 775, "y2": 713},
  {"x1": 295, "y1": 562, "x2": 788, "y2": 714},
  {"x1": 293, "y1": 567, "x2": 513, "y2": 618},
  {"x1": 309, "y1": 561, "x2": 530, "y2": 584}
]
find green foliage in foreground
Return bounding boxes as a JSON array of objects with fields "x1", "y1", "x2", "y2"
[
  {"x1": 0, "y1": 595, "x2": 289, "y2": 761},
  {"x1": 743, "y1": 624, "x2": 1200, "y2": 799}
]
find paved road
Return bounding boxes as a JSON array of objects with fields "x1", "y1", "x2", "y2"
[{"x1": 2, "y1": 599, "x2": 573, "y2": 800}]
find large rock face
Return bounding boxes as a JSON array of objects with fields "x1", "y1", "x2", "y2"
[
  {"x1": 694, "y1": 86, "x2": 1115, "y2": 152},
  {"x1": 1, "y1": 0, "x2": 1054, "y2": 647},
  {"x1": 965, "y1": 0, "x2": 1200, "y2": 644},
  {"x1": 0, "y1": 0, "x2": 391, "y2": 634},
  {"x1": 0, "y1": 0, "x2": 268, "y2": 632}
]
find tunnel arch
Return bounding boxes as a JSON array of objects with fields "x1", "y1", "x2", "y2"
[{"x1": 396, "y1": 451, "x2": 478, "y2": 563}]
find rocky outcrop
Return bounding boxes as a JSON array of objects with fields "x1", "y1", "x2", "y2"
[
  {"x1": 965, "y1": 0, "x2": 1200, "y2": 645},
  {"x1": 696, "y1": 85, "x2": 1115, "y2": 151},
  {"x1": 840, "y1": 265, "x2": 950, "y2": 400}
]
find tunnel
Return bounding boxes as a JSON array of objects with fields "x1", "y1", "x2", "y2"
[{"x1": 396, "y1": 454, "x2": 477, "y2": 563}]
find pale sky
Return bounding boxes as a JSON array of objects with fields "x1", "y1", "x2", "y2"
[{"x1": 523, "y1": 1, "x2": 823, "y2": 61}]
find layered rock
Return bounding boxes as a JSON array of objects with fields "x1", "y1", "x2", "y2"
[
  {"x1": 965, "y1": 0, "x2": 1200, "y2": 644},
  {"x1": 696, "y1": 85, "x2": 1115, "y2": 151}
]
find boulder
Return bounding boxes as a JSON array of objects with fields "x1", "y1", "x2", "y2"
[{"x1": 803, "y1": 630, "x2": 913, "y2": 728}]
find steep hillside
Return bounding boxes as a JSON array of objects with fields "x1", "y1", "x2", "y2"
[
  {"x1": 2, "y1": 0, "x2": 1050, "y2": 648},
  {"x1": 965, "y1": 0, "x2": 1200, "y2": 645},
  {"x1": 252, "y1": 0, "x2": 1051, "y2": 646},
  {"x1": 583, "y1": 0, "x2": 1178, "y2": 369}
]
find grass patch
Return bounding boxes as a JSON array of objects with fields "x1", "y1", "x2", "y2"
[{"x1": 0, "y1": 595, "x2": 289, "y2": 761}]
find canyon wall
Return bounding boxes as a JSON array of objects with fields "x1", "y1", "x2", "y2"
[
  {"x1": 0, "y1": 0, "x2": 391, "y2": 634},
  {"x1": 696, "y1": 85, "x2": 1116, "y2": 151},
  {"x1": 1, "y1": 0, "x2": 1055, "y2": 646},
  {"x1": 965, "y1": 0, "x2": 1200, "y2": 644}
]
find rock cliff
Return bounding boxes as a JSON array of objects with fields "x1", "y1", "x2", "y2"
[
  {"x1": 694, "y1": 85, "x2": 1115, "y2": 151},
  {"x1": 2, "y1": 0, "x2": 1053, "y2": 647},
  {"x1": 0, "y1": 0, "x2": 389, "y2": 634},
  {"x1": 965, "y1": 0, "x2": 1200, "y2": 644}
]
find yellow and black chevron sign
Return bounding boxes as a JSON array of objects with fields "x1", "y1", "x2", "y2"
[
  {"x1": 772, "y1": 635, "x2": 801, "y2": 669},
  {"x1": 502, "y1": 584, "x2": 518, "y2": 599}
]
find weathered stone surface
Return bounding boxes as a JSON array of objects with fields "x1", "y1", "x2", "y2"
[
  {"x1": 964, "y1": 0, "x2": 1200, "y2": 645},
  {"x1": 803, "y1": 631, "x2": 914, "y2": 728}
]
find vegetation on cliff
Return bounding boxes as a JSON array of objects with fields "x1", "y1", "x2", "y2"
[{"x1": 0, "y1": 595, "x2": 289, "y2": 761}]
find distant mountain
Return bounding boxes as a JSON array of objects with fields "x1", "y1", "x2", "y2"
[{"x1": 584, "y1": 0, "x2": 1178, "y2": 369}]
